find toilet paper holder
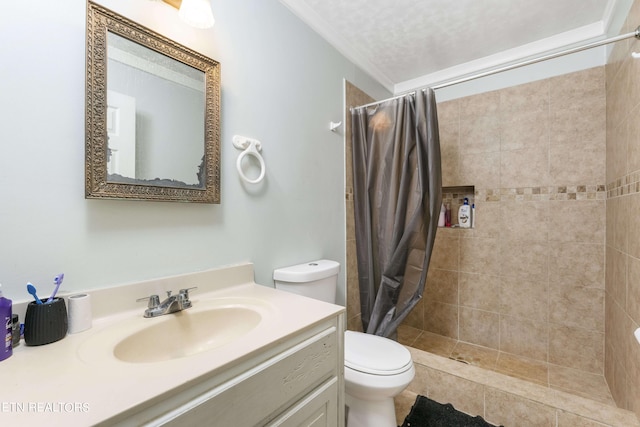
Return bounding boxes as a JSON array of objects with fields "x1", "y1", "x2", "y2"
[{"x1": 232, "y1": 135, "x2": 266, "y2": 184}]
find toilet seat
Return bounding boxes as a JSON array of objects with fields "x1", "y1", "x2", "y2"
[{"x1": 345, "y1": 331, "x2": 413, "y2": 375}]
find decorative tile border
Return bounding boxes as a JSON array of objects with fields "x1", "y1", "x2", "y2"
[
  {"x1": 475, "y1": 185, "x2": 606, "y2": 202},
  {"x1": 607, "y1": 170, "x2": 640, "y2": 198},
  {"x1": 348, "y1": 184, "x2": 608, "y2": 202}
]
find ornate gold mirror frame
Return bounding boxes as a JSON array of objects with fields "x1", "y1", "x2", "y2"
[{"x1": 86, "y1": 1, "x2": 220, "y2": 203}]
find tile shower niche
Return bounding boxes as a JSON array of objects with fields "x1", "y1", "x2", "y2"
[{"x1": 441, "y1": 185, "x2": 474, "y2": 228}]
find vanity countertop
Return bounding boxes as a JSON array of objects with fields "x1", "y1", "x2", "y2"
[{"x1": 0, "y1": 263, "x2": 344, "y2": 426}]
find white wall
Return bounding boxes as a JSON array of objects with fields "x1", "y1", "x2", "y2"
[{"x1": 0, "y1": 0, "x2": 389, "y2": 304}]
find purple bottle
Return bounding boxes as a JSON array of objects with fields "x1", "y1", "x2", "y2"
[{"x1": 0, "y1": 284, "x2": 12, "y2": 361}]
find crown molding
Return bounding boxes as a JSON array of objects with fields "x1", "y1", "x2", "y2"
[{"x1": 280, "y1": 0, "x2": 628, "y2": 95}]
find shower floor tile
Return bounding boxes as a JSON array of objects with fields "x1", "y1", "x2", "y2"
[
  {"x1": 451, "y1": 341, "x2": 499, "y2": 370},
  {"x1": 410, "y1": 330, "x2": 457, "y2": 357},
  {"x1": 548, "y1": 365, "x2": 616, "y2": 406},
  {"x1": 495, "y1": 352, "x2": 548, "y2": 387},
  {"x1": 396, "y1": 325, "x2": 615, "y2": 406}
]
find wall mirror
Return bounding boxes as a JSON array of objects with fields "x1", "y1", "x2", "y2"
[{"x1": 86, "y1": 1, "x2": 220, "y2": 203}]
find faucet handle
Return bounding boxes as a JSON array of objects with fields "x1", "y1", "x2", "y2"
[
  {"x1": 179, "y1": 287, "x2": 198, "y2": 298},
  {"x1": 136, "y1": 294, "x2": 160, "y2": 309}
]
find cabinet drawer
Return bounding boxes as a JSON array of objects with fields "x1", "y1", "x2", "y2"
[
  {"x1": 266, "y1": 377, "x2": 338, "y2": 427},
  {"x1": 162, "y1": 326, "x2": 338, "y2": 426}
]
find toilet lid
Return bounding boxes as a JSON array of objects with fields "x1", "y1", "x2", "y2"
[{"x1": 344, "y1": 331, "x2": 413, "y2": 376}]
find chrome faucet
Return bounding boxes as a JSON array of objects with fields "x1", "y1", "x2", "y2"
[{"x1": 137, "y1": 287, "x2": 197, "y2": 318}]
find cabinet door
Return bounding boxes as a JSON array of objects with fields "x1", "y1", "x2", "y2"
[
  {"x1": 266, "y1": 377, "x2": 338, "y2": 427},
  {"x1": 159, "y1": 326, "x2": 339, "y2": 427}
]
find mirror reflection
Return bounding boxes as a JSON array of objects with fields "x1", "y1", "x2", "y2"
[
  {"x1": 106, "y1": 32, "x2": 205, "y2": 188},
  {"x1": 86, "y1": 1, "x2": 221, "y2": 203}
]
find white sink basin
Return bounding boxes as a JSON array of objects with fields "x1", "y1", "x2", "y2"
[
  {"x1": 78, "y1": 296, "x2": 276, "y2": 365},
  {"x1": 114, "y1": 306, "x2": 262, "y2": 363}
]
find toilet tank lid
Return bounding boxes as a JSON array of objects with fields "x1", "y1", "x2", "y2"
[
  {"x1": 345, "y1": 331, "x2": 413, "y2": 375},
  {"x1": 273, "y1": 259, "x2": 340, "y2": 282}
]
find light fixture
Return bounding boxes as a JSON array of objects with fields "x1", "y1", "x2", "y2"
[{"x1": 162, "y1": 0, "x2": 215, "y2": 29}]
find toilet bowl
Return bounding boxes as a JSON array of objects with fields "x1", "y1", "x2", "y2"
[
  {"x1": 344, "y1": 330, "x2": 415, "y2": 427},
  {"x1": 273, "y1": 260, "x2": 415, "y2": 427}
]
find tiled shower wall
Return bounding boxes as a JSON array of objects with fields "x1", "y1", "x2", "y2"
[
  {"x1": 604, "y1": 0, "x2": 640, "y2": 417},
  {"x1": 409, "y1": 68, "x2": 607, "y2": 375},
  {"x1": 346, "y1": 68, "x2": 608, "y2": 375}
]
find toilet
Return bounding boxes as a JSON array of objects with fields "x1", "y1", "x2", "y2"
[{"x1": 274, "y1": 260, "x2": 415, "y2": 427}]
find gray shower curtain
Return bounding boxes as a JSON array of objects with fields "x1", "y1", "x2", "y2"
[{"x1": 351, "y1": 88, "x2": 441, "y2": 338}]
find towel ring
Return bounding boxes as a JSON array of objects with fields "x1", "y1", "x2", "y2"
[{"x1": 232, "y1": 135, "x2": 266, "y2": 184}]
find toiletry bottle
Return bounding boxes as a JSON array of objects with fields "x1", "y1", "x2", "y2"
[
  {"x1": 11, "y1": 314, "x2": 19, "y2": 348},
  {"x1": 471, "y1": 203, "x2": 476, "y2": 228},
  {"x1": 444, "y1": 203, "x2": 451, "y2": 227},
  {"x1": 458, "y1": 198, "x2": 471, "y2": 228},
  {"x1": 438, "y1": 203, "x2": 445, "y2": 227},
  {"x1": 0, "y1": 284, "x2": 12, "y2": 361}
]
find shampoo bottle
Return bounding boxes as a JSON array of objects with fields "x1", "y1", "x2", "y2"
[
  {"x1": 458, "y1": 198, "x2": 471, "y2": 228},
  {"x1": 438, "y1": 203, "x2": 445, "y2": 227},
  {"x1": 0, "y1": 284, "x2": 12, "y2": 361}
]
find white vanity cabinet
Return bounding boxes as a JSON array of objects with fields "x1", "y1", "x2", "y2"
[
  {"x1": 105, "y1": 314, "x2": 344, "y2": 427},
  {"x1": 5, "y1": 265, "x2": 345, "y2": 427}
]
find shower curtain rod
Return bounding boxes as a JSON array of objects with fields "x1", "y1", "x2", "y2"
[{"x1": 353, "y1": 26, "x2": 640, "y2": 110}]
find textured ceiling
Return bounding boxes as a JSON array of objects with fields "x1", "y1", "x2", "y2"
[{"x1": 280, "y1": 0, "x2": 622, "y2": 92}]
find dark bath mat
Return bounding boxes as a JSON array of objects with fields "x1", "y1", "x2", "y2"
[{"x1": 400, "y1": 395, "x2": 502, "y2": 427}]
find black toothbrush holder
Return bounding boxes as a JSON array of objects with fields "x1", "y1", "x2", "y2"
[{"x1": 24, "y1": 298, "x2": 68, "y2": 346}]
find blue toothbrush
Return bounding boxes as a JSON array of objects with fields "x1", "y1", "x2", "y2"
[
  {"x1": 27, "y1": 283, "x2": 43, "y2": 305},
  {"x1": 46, "y1": 273, "x2": 64, "y2": 304}
]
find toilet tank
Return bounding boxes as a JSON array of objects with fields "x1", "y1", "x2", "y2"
[{"x1": 273, "y1": 260, "x2": 340, "y2": 304}]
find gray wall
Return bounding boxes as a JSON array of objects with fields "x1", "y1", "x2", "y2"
[{"x1": 0, "y1": 0, "x2": 389, "y2": 304}]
